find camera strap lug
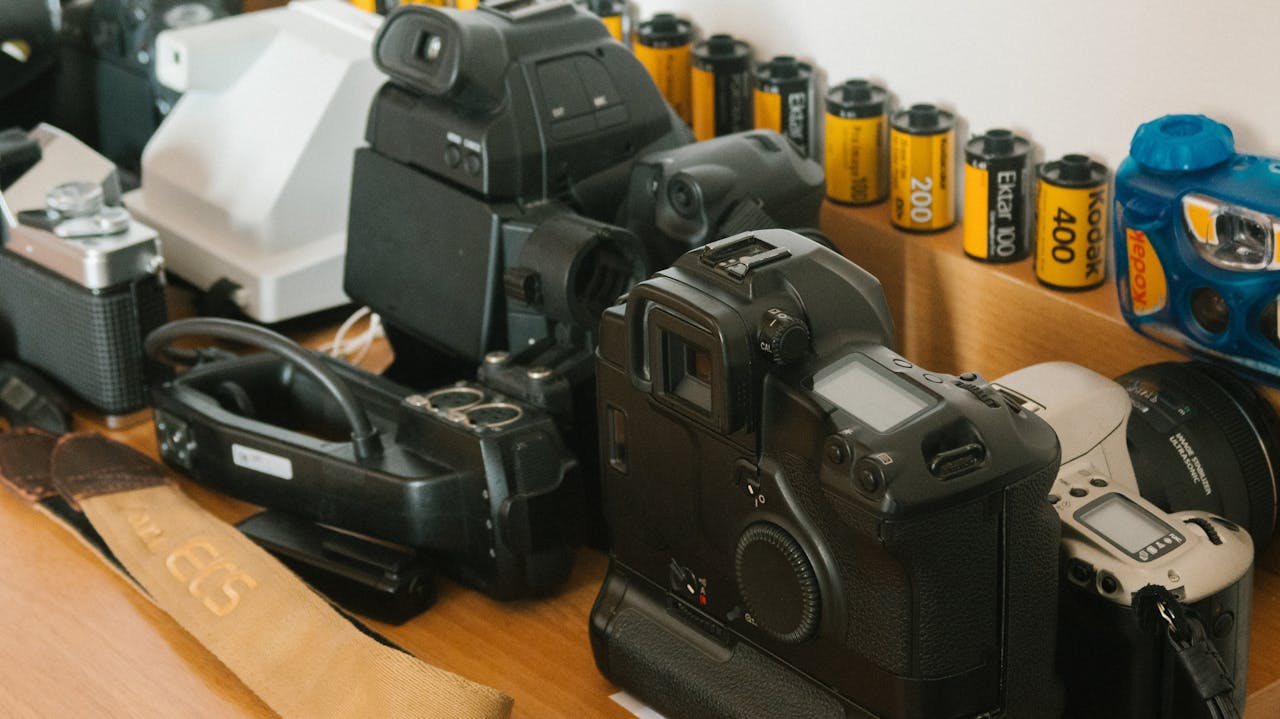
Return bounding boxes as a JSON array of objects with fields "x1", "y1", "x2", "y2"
[{"x1": 1135, "y1": 585, "x2": 1241, "y2": 719}]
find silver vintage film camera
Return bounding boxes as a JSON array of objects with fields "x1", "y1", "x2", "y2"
[{"x1": 0, "y1": 126, "x2": 168, "y2": 415}]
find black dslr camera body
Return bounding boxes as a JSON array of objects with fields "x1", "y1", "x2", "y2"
[
  {"x1": 590, "y1": 229, "x2": 1064, "y2": 719},
  {"x1": 149, "y1": 324, "x2": 580, "y2": 601}
]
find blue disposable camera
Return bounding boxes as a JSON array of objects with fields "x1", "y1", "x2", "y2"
[{"x1": 1115, "y1": 114, "x2": 1280, "y2": 384}]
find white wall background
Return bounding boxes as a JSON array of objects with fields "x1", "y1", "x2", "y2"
[{"x1": 629, "y1": 0, "x2": 1280, "y2": 172}]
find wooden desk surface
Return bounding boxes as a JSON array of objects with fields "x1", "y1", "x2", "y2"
[{"x1": 4, "y1": 203, "x2": 1280, "y2": 717}]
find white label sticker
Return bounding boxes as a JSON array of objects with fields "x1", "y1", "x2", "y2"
[{"x1": 231, "y1": 444, "x2": 293, "y2": 480}]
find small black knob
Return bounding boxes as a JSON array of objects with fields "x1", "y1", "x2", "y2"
[
  {"x1": 758, "y1": 308, "x2": 810, "y2": 365},
  {"x1": 734, "y1": 523, "x2": 820, "y2": 644}
]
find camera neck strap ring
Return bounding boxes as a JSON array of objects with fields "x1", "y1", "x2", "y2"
[
  {"x1": 1135, "y1": 585, "x2": 1241, "y2": 719},
  {"x1": 0, "y1": 429, "x2": 513, "y2": 719}
]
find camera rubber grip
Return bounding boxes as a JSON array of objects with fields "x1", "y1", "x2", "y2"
[
  {"x1": 601, "y1": 605, "x2": 844, "y2": 719},
  {"x1": 0, "y1": 250, "x2": 166, "y2": 414}
]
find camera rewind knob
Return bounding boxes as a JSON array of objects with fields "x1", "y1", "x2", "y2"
[
  {"x1": 759, "y1": 309, "x2": 810, "y2": 365},
  {"x1": 734, "y1": 522, "x2": 820, "y2": 643}
]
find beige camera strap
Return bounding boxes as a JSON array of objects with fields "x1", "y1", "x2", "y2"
[{"x1": 0, "y1": 430, "x2": 513, "y2": 719}]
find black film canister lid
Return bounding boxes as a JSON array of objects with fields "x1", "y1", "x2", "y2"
[
  {"x1": 826, "y1": 79, "x2": 888, "y2": 119},
  {"x1": 587, "y1": 0, "x2": 625, "y2": 15},
  {"x1": 890, "y1": 103, "x2": 956, "y2": 135},
  {"x1": 1038, "y1": 153, "x2": 1109, "y2": 188},
  {"x1": 756, "y1": 55, "x2": 812, "y2": 85},
  {"x1": 638, "y1": 13, "x2": 692, "y2": 47},
  {"x1": 965, "y1": 128, "x2": 1031, "y2": 162},
  {"x1": 693, "y1": 34, "x2": 752, "y2": 71}
]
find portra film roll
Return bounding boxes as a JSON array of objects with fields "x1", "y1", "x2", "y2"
[{"x1": 824, "y1": 79, "x2": 889, "y2": 205}]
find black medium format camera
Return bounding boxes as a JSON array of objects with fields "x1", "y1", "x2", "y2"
[
  {"x1": 55, "y1": 0, "x2": 238, "y2": 171},
  {"x1": 345, "y1": 1, "x2": 823, "y2": 388},
  {"x1": 590, "y1": 230, "x2": 1064, "y2": 718},
  {"x1": 0, "y1": 127, "x2": 168, "y2": 415},
  {"x1": 346, "y1": 0, "x2": 685, "y2": 384},
  {"x1": 147, "y1": 319, "x2": 580, "y2": 602}
]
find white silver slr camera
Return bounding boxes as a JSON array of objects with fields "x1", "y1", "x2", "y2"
[
  {"x1": 0, "y1": 126, "x2": 168, "y2": 415},
  {"x1": 996, "y1": 362, "x2": 1265, "y2": 719}
]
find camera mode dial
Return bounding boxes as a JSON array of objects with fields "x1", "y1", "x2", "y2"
[
  {"x1": 734, "y1": 522, "x2": 820, "y2": 643},
  {"x1": 759, "y1": 308, "x2": 810, "y2": 365}
]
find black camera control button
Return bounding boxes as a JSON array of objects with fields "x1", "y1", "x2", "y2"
[
  {"x1": 575, "y1": 56, "x2": 621, "y2": 109},
  {"x1": 1098, "y1": 574, "x2": 1119, "y2": 595},
  {"x1": 1067, "y1": 559, "x2": 1094, "y2": 586},
  {"x1": 759, "y1": 309, "x2": 809, "y2": 365},
  {"x1": 1089, "y1": 478, "x2": 1108, "y2": 488},
  {"x1": 1048, "y1": 494, "x2": 1060, "y2": 505},
  {"x1": 464, "y1": 152, "x2": 483, "y2": 176},
  {"x1": 854, "y1": 458, "x2": 883, "y2": 493},
  {"x1": 958, "y1": 372, "x2": 978, "y2": 381},
  {"x1": 823, "y1": 437, "x2": 848, "y2": 465},
  {"x1": 1069, "y1": 488, "x2": 1088, "y2": 498},
  {"x1": 1184, "y1": 517, "x2": 1223, "y2": 545},
  {"x1": 955, "y1": 380, "x2": 1003, "y2": 409}
]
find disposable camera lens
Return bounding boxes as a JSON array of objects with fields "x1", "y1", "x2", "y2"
[
  {"x1": 1213, "y1": 212, "x2": 1269, "y2": 267},
  {"x1": 1190, "y1": 287, "x2": 1230, "y2": 335}
]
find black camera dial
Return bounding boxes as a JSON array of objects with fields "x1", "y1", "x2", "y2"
[
  {"x1": 734, "y1": 522, "x2": 821, "y2": 644},
  {"x1": 758, "y1": 308, "x2": 809, "y2": 365}
]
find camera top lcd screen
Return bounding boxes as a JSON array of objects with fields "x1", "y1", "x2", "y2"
[
  {"x1": 812, "y1": 355, "x2": 935, "y2": 432},
  {"x1": 1078, "y1": 494, "x2": 1174, "y2": 554}
]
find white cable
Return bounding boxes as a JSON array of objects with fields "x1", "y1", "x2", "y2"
[{"x1": 323, "y1": 307, "x2": 384, "y2": 365}]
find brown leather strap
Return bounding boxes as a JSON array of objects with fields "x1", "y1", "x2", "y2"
[
  {"x1": 0, "y1": 431, "x2": 514, "y2": 719},
  {"x1": 0, "y1": 428, "x2": 58, "y2": 501}
]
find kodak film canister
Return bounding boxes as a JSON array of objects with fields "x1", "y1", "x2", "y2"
[
  {"x1": 1035, "y1": 154, "x2": 1110, "y2": 290},
  {"x1": 824, "y1": 79, "x2": 888, "y2": 205},
  {"x1": 584, "y1": 0, "x2": 627, "y2": 43},
  {"x1": 635, "y1": 14, "x2": 693, "y2": 124},
  {"x1": 754, "y1": 56, "x2": 815, "y2": 157},
  {"x1": 691, "y1": 34, "x2": 753, "y2": 141},
  {"x1": 889, "y1": 103, "x2": 956, "y2": 232},
  {"x1": 963, "y1": 129, "x2": 1031, "y2": 262}
]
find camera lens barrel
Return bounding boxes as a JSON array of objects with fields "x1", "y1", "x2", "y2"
[{"x1": 1118, "y1": 362, "x2": 1280, "y2": 552}]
